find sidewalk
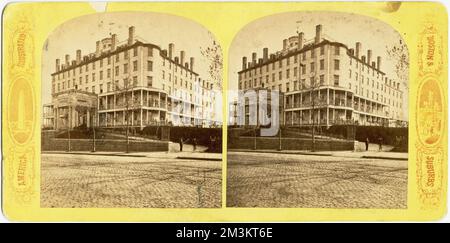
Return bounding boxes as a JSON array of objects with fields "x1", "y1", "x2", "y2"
[
  {"x1": 42, "y1": 150, "x2": 222, "y2": 161},
  {"x1": 228, "y1": 149, "x2": 408, "y2": 161}
]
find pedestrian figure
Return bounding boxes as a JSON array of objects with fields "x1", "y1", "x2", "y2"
[
  {"x1": 378, "y1": 137, "x2": 383, "y2": 151},
  {"x1": 179, "y1": 137, "x2": 184, "y2": 152},
  {"x1": 365, "y1": 137, "x2": 370, "y2": 151},
  {"x1": 192, "y1": 137, "x2": 197, "y2": 151}
]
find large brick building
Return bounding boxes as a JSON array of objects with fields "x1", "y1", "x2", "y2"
[
  {"x1": 236, "y1": 24, "x2": 406, "y2": 128},
  {"x1": 43, "y1": 26, "x2": 220, "y2": 130}
]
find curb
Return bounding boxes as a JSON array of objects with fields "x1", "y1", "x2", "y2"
[
  {"x1": 361, "y1": 156, "x2": 408, "y2": 161},
  {"x1": 228, "y1": 150, "x2": 333, "y2": 157},
  {"x1": 42, "y1": 152, "x2": 147, "y2": 157},
  {"x1": 176, "y1": 156, "x2": 222, "y2": 161}
]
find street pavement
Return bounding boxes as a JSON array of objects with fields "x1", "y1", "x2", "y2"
[
  {"x1": 41, "y1": 153, "x2": 221, "y2": 208},
  {"x1": 227, "y1": 151, "x2": 407, "y2": 208}
]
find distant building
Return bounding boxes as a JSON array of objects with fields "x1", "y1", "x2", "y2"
[
  {"x1": 43, "y1": 26, "x2": 220, "y2": 130},
  {"x1": 236, "y1": 24, "x2": 406, "y2": 127}
]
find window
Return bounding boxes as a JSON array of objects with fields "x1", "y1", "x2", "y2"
[
  {"x1": 320, "y1": 46, "x2": 325, "y2": 55},
  {"x1": 294, "y1": 55, "x2": 298, "y2": 63},
  {"x1": 147, "y1": 61, "x2": 153, "y2": 71},
  {"x1": 85, "y1": 75, "x2": 89, "y2": 83},
  {"x1": 107, "y1": 57, "x2": 111, "y2": 65},
  {"x1": 286, "y1": 69, "x2": 290, "y2": 78},
  {"x1": 133, "y1": 60, "x2": 138, "y2": 71},
  {"x1": 334, "y1": 59, "x2": 340, "y2": 70},
  {"x1": 286, "y1": 83, "x2": 290, "y2": 92},
  {"x1": 310, "y1": 62, "x2": 315, "y2": 72},
  {"x1": 85, "y1": 65, "x2": 89, "y2": 72},
  {"x1": 92, "y1": 73, "x2": 96, "y2": 82},
  {"x1": 100, "y1": 59, "x2": 103, "y2": 68},
  {"x1": 320, "y1": 75, "x2": 324, "y2": 85},
  {"x1": 333, "y1": 75, "x2": 339, "y2": 86},
  {"x1": 79, "y1": 77, "x2": 82, "y2": 85},
  {"x1": 335, "y1": 46, "x2": 340, "y2": 55},
  {"x1": 302, "y1": 52, "x2": 306, "y2": 61},
  {"x1": 107, "y1": 68, "x2": 111, "y2": 78},
  {"x1": 125, "y1": 51, "x2": 129, "y2": 59},
  {"x1": 91, "y1": 86, "x2": 95, "y2": 93},
  {"x1": 148, "y1": 47, "x2": 153, "y2": 56},
  {"x1": 310, "y1": 77, "x2": 315, "y2": 86},
  {"x1": 162, "y1": 70, "x2": 165, "y2": 79},
  {"x1": 116, "y1": 53, "x2": 120, "y2": 62},
  {"x1": 272, "y1": 73, "x2": 275, "y2": 82},
  {"x1": 115, "y1": 66, "x2": 119, "y2": 75},
  {"x1": 100, "y1": 71, "x2": 103, "y2": 80},
  {"x1": 310, "y1": 49, "x2": 315, "y2": 58},
  {"x1": 279, "y1": 60, "x2": 282, "y2": 68},
  {"x1": 286, "y1": 57, "x2": 290, "y2": 66},
  {"x1": 294, "y1": 67, "x2": 298, "y2": 77},
  {"x1": 294, "y1": 81, "x2": 298, "y2": 90},
  {"x1": 133, "y1": 76, "x2": 138, "y2": 86},
  {"x1": 320, "y1": 59, "x2": 324, "y2": 70},
  {"x1": 107, "y1": 82, "x2": 111, "y2": 92},
  {"x1": 124, "y1": 63, "x2": 128, "y2": 74},
  {"x1": 92, "y1": 62, "x2": 96, "y2": 70},
  {"x1": 349, "y1": 69, "x2": 352, "y2": 78},
  {"x1": 99, "y1": 84, "x2": 103, "y2": 93},
  {"x1": 302, "y1": 65, "x2": 306, "y2": 74},
  {"x1": 279, "y1": 71, "x2": 282, "y2": 80},
  {"x1": 133, "y1": 47, "x2": 138, "y2": 56}
]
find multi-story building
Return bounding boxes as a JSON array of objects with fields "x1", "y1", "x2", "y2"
[
  {"x1": 43, "y1": 26, "x2": 219, "y2": 130},
  {"x1": 236, "y1": 24, "x2": 406, "y2": 128}
]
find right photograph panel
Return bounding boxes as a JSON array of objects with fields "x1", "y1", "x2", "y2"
[{"x1": 227, "y1": 12, "x2": 409, "y2": 208}]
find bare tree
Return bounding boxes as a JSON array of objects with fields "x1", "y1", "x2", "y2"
[{"x1": 200, "y1": 35, "x2": 223, "y2": 90}]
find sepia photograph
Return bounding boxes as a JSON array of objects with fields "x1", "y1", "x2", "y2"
[
  {"x1": 227, "y1": 11, "x2": 409, "y2": 208},
  {"x1": 40, "y1": 12, "x2": 223, "y2": 208}
]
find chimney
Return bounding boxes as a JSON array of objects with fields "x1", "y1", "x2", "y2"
[
  {"x1": 111, "y1": 34, "x2": 117, "y2": 51},
  {"x1": 161, "y1": 49, "x2": 167, "y2": 57},
  {"x1": 283, "y1": 39, "x2": 288, "y2": 50},
  {"x1": 190, "y1": 57, "x2": 194, "y2": 71},
  {"x1": 174, "y1": 57, "x2": 179, "y2": 64},
  {"x1": 242, "y1": 56, "x2": 247, "y2": 69},
  {"x1": 180, "y1": 51, "x2": 185, "y2": 66},
  {"x1": 349, "y1": 48, "x2": 354, "y2": 56},
  {"x1": 258, "y1": 58, "x2": 263, "y2": 64},
  {"x1": 270, "y1": 54, "x2": 275, "y2": 60},
  {"x1": 315, "y1": 24, "x2": 322, "y2": 44},
  {"x1": 65, "y1": 54, "x2": 70, "y2": 66},
  {"x1": 263, "y1": 48, "x2": 268, "y2": 62},
  {"x1": 361, "y1": 55, "x2": 366, "y2": 63},
  {"x1": 355, "y1": 42, "x2": 361, "y2": 58},
  {"x1": 185, "y1": 62, "x2": 189, "y2": 69},
  {"x1": 169, "y1": 43, "x2": 174, "y2": 59},
  {"x1": 96, "y1": 41, "x2": 101, "y2": 56},
  {"x1": 367, "y1": 50, "x2": 372, "y2": 64},
  {"x1": 76, "y1": 50, "x2": 81, "y2": 64},
  {"x1": 377, "y1": 56, "x2": 382, "y2": 70},
  {"x1": 372, "y1": 61, "x2": 376, "y2": 68},
  {"x1": 56, "y1": 59, "x2": 60, "y2": 72},
  {"x1": 248, "y1": 62, "x2": 252, "y2": 68},
  {"x1": 252, "y1": 52, "x2": 257, "y2": 65},
  {"x1": 128, "y1": 26, "x2": 135, "y2": 45},
  {"x1": 298, "y1": 32, "x2": 304, "y2": 50}
]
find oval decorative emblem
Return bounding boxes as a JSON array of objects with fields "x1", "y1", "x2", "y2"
[
  {"x1": 8, "y1": 76, "x2": 35, "y2": 145},
  {"x1": 417, "y1": 77, "x2": 443, "y2": 146}
]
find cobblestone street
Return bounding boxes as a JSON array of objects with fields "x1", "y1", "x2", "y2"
[
  {"x1": 227, "y1": 152, "x2": 407, "y2": 208},
  {"x1": 41, "y1": 154, "x2": 221, "y2": 208}
]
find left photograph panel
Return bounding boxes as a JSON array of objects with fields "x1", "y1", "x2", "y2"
[{"x1": 40, "y1": 12, "x2": 223, "y2": 208}]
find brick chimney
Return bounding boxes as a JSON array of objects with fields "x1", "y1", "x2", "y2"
[
  {"x1": 76, "y1": 50, "x2": 81, "y2": 64},
  {"x1": 56, "y1": 59, "x2": 60, "y2": 72},
  {"x1": 111, "y1": 34, "x2": 117, "y2": 51},
  {"x1": 242, "y1": 56, "x2": 247, "y2": 69},
  {"x1": 367, "y1": 50, "x2": 372, "y2": 64},
  {"x1": 355, "y1": 42, "x2": 361, "y2": 58},
  {"x1": 65, "y1": 54, "x2": 70, "y2": 66},
  {"x1": 263, "y1": 48, "x2": 268, "y2": 62},
  {"x1": 283, "y1": 39, "x2": 288, "y2": 50},
  {"x1": 252, "y1": 52, "x2": 257, "y2": 65},
  {"x1": 180, "y1": 51, "x2": 185, "y2": 66},
  {"x1": 96, "y1": 41, "x2": 101, "y2": 56},
  {"x1": 190, "y1": 57, "x2": 194, "y2": 71},
  {"x1": 361, "y1": 55, "x2": 366, "y2": 63},
  {"x1": 128, "y1": 26, "x2": 135, "y2": 45},
  {"x1": 169, "y1": 43, "x2": 174, "y2": 59},
  {"x1": 298, "y1": 32, "x2": 304, "y2": 50},
  {"x1": 377, "y1": 56, "x2": 382, "y2": 70},
  {"x1": 315, "y1": 25, "x2": 322, "y2": 44}
]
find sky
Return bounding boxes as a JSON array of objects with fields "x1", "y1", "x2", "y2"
[
  {"x1": 41, "y1": 11, "x2": 222, "y2": 121},
  {"x1": 228, "y1": 11, "x2": 409, "y2": 120}
]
